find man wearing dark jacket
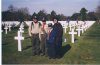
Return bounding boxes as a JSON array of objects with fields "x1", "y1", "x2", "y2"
[
  {"x1": 47, "y1": 17, "x2": 63, "y2": 59},
  {"x1": 53, "y1": 18, "x2": 63, "y2": 58}
]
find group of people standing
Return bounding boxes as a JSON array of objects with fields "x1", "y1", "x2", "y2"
[{"x1": 28, "y1": 16, "x2": 63, "y2": 59}]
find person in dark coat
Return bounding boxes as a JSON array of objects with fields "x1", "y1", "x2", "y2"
[
  {"x1": 46, "y1": 23, "x2": 56, "y2": 59},
  {"x1": 47, "y1": 17, "x2": 63, "y2": 59},
  {"x1": 53, "y1": 18, "x2": 63, "y2": 58}
]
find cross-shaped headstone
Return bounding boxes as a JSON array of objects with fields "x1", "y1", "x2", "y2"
[
  {"x1": 69, "y1": 28, "x2": 77, "y2": 43},
  {"x1": 64, "y1": 38, "x2": 67, "y2": 42},
  {"x1": 81, "y1": 24, "x2": 85, "y2": 33},
  {"x1": 72, "y1": 24, "x2": 76, "y2": 30},
  {"x1": 19, "y1": 27, "x2": 24, "y2": 36},
  {"x1": 84, "y1": 25, "x2": 88, "y2": 31},
  {"x1": 19, "y1": 28, "x2": 24, "y2": 32},
  {"x1": 63, "y1": 26, "x2": 67, "y2": 33},
  {"x1": 8, "y1": 24, "x2": 11, "y2": 31},
  {"x1": 69, "y1": 24, "x2": 72, "y2": 31},
  {"x1": 4, "y1": 25, "x2": 8, "y2": 34},
  {"x1": 76, "y1": 26, "x2": 83, "y2": 37},
  {"x1": 1, "y1": 30, "x2": 3, "y2": 32},
  {"x1": 20, "y1": 26, "x2": 24, "y2": 30},
  {"x1": 20, "y1": 23, "x2": 24, "y2": 30},
  {"x1": 14, "y1": 31, "x2": 24, "y2": 51}
]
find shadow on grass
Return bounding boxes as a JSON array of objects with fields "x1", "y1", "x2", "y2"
[
  {"x1": 61, "y1": 44, "x2": 71, "y2": 57},
  {"x1": 82, "y1": 34, "x2": 100, "y2": 37},
  {"x1": 23, "y1": 45, "x2": 32, "y2": 51},
  {"x1": 75, "y1": 38, "x2": 78, "y2": 42},
  {"x1": 3, "y1": 35, "x2": 14, "y2": 38},
  {"x1": 22, "y1": 43, "x2": 71, "y2": 58},
  {"x1": 25, "y1": 37, "x2": 31, "y2": 39},
  {"x1": 2, "y1": 43, "x2": 9, "y2": 46},
  {"x1": 24, "y1": 32, "x2": 28, "y2": 34}
]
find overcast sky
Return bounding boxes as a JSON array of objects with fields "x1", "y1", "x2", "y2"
[{"x1": 2, "y1": 0, "x2": 100, "y2": 16}]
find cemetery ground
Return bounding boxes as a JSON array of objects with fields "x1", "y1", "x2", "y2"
[{"x1": 2, "y1": 22, "x2": 100, "y2": 64}]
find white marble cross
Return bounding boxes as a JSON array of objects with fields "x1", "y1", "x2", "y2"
[
  {"x1": 19, "y1": 27, "x2": 24, "y2": 36},
  {"x1": 19, "y1": 28, "x2": 24, "y2": 32},
  {"x1": 85, "y1": 24, "x2": 89, "y2": 31},
  {"x1": 63, "y1": 26, "x2": 67, "y2": 33},
  {"x1": 8, "y1": 24, "x2": 11, "y2": 31},
  {"x1": 20, "y1": 26, "x2": 24, "y2": 30},
  {"x1": 72, "y1": 24, "x2": 76, "y2": 30},
  {"x1": 64, "y1": 38, "x2": 67, "y2": 42},
  {"x1": 69, "y1": 24, "x2": 72, "y2": 31},
  {"x1": 76, "y1": 26, "x2": 82, "y2": 37},
  {"x1": 81, "y1": 25, "x2": 85, "y2": 33},
  {"x1": 20, "y1": 23, "x2": 24, "y2": 30},
  {"x1": 69, "y1": 28, "x2": 77, "y2": 43},
  {"x1": 1, "y1": 30, "x2": 3, "y2": 32},
  {"x1": 4, "y1": 26, "x2": 8, "y2": 34},
  {"x1": 14, "y1": 31, "x2": 24, "y2": 51}
]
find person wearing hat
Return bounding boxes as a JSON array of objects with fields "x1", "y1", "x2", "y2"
[
  {"x1": 39, "y1": 17, "x2": 48, "y2": 56},
  {"x1": 28, "y1": 16, "x2": 41, "y2": 56}
]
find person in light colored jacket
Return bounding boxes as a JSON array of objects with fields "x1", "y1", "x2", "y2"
[
  {"x1": 39, "y1": 17, "x2": 48, "y2": 56},
  {"x1": 28, "y1": 16, "x2": 41, "y2": 56}
]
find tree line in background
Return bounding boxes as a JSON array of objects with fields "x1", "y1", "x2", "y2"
[
  {"x1": 68, "y1": 8, "x2": 98, "y2": 21},
  {"x1": 2, "y1": 4, "x2": 100, "y2": 22},
  {"x1": 2, "y1": 5, "x2": 66, "y2": 22},
  {"x1": 68, "y1": 1, "x2": 100, "y2": 21}
]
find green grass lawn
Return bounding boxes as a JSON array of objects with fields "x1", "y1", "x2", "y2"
[{"x1": 2, "y1": 22, "x2": 100, "y2": 64}]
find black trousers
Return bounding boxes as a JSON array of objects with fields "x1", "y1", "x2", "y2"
[
  {"x1": 31, "y1": 34, "x2": 40, "y2": 55},
  {"x1": 55, "y1": 39, "x2": 62, "y2": 57},
  {"x1": 47, "y1": 43, "x2": 56, "y2": 58}
]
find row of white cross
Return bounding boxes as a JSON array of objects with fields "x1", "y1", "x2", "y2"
[
  {"x1": 2, "y1": 22, "x2": 24, "y2": 34},
  {"x1": 3, "y1": 24, "x2": 12, "y2": 34},
  {"x1": 2, "y1": 22, "x2": 24, "y2": 51},
  {"x1": 14, "y1": 22, "x2": 88, "y2": 51},
  {"x1": 2, "y1": 21, "x2": 95, "y2": 52},
  {"x1": 63, "y1": 22, "x2": 94, "y2": 43}
]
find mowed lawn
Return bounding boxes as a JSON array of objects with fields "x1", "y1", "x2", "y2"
[{"x1": 2, "y1": 22, "x2": 100, "y2": 64}]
